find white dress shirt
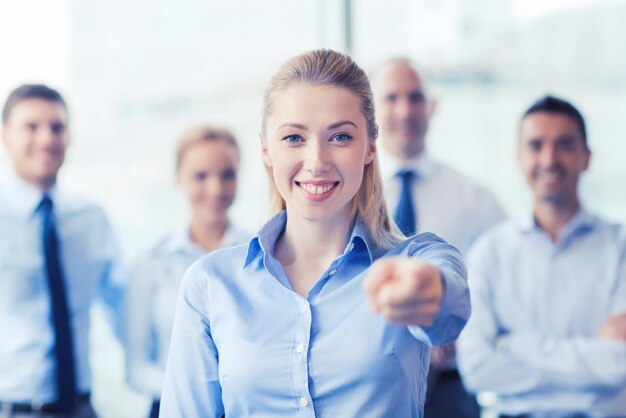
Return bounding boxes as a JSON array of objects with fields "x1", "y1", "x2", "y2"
[
  {"x1": 458, "y1": 208, "x2": 626, "y2": 416},
  {"x1": 0, "y1": 175, "x2": 124, "y2": 404},
  {"x1": 378, "y1": 150, "x2": 506, "y2": 255},
  {"x1": 125, "y1": 223, "x2": 250, "y2": 397}
]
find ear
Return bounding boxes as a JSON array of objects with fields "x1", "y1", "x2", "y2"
[
  {"x1": 260, "y1": 132, "x2": 272, "y2": 166},
  {"x1": 427, "y1": 98, "x2": 437, "y2": 119},
  {"x1": 365, "y1": 141, "x2": 376, "y2": 165},
  {"x1": 581, "y1": 148, "x2": 591, "y2": 171}
]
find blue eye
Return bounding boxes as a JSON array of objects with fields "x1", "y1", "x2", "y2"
[
  {"x1": 283, "y1": 135, "x2": 303, "y2": 144},
  {"x1": 332, "y1": 133, "x2": 352, "y2": 143}
]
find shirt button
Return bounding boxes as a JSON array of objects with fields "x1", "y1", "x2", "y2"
[
  {"x1": 348, "y1": 243, "x2": 354, "y2": 252},
  {"x1": 296, "y1": 343, "x2": 305, "y2": 354},
  {"x1": 328, "y1": 269, "x2": 337, "y2": 276},
  {"x1": 300, "y1": 304, "x2": 308, "y2": 313},
  {"x1": 299, "y1": 397, "x2": 309, "y2": 407}
]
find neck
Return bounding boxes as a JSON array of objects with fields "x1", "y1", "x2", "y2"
[
  {"x1": 276, "y1": 209, "x2": 352, "y2": 267},
  {"x1": 384, "y1": 141, "x2": 424, "y2": 162},
  {"x1": 18, "y1": 173, "x2": 55, "y2": 193},
  {"x1": 533, "y1": 197, "x2": 580, "y2": 242},
  {"x1": 189, "y1": 214, "x2": 228, "y2": 252}
]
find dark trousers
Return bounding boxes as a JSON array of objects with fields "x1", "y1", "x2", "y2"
[
  {"x1": 499, "y1": 415, "x2": 596, "y2": 418},
  {"x1": 148, "y1": 401, "x2": 159, "y2": 418},
  {"x1": 424, "y1": 369, "x2": 480, "y2": 418}
]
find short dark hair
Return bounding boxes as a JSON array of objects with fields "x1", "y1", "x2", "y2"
[
  {"x1": 522, "y1": 95, "x2": 588, "y2": 148},
  {"x1": 2, "y1": 84, "x2": 67, "y2": 124}
]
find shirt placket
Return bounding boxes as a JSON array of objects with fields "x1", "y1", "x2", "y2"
[
  {"x1": 291, "y1": 298, "x2": 314, "y2": 417},
  {"x1": 289, "y1": 255, "x2": 348, "y2": 418}
]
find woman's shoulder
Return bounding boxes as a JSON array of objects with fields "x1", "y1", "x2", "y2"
[{"x1": 384, "y1": 232, "x2": 458, "y2": 259}]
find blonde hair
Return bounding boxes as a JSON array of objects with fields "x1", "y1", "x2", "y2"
[
  {"x1": 175, "y1": 125, "x2": 239, "y2": 172},
  {"x1": 261, "y1": 49, "x2": 404, "y2": 250}
]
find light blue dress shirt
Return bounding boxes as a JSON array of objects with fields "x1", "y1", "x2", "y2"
[
  {"x1": 125, "y1": 224, "x2": 250, "y2": 397},
  {"x1": 0, "y1": 175, "x2": 125, "y2": 405},
  {"x1": 160, "y1": 211, "x2": 470, "y2": 418},
  {"x1": 458, "y1": 207, "x2": 626, "y2": 417}
]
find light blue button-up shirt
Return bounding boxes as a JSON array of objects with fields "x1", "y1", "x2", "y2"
[
  {"x1": 160, "y1": 211, "x2": 470, "y2": 418},
  {"x1": 125, "y1": 224, "x2": 250, "y2": 397},
  {"x1": 0, "y1": 175, "x2": 125, "y2": 404},
  {"x1": 458, "y1": 208, "x2": 626, "y2": 417}
]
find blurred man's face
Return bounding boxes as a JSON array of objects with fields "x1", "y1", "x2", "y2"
[
  {"x1": 2, "y1": 99, "x2": 69, "y2": 191},
  {"x1": 375, "y1": 61, "x2": 432, "y2": 160},
  {"x1": 518, "y1": 112, "x2": 590, "y2": 207}
]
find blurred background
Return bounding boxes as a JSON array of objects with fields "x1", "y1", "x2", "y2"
[{"x1": 1, "y1": 0, "x2": 625, "y2": 417}]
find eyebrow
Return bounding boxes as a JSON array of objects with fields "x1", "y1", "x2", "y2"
[
  {"x1": 328, "y1": 120, "x2": 358, "y2": 130},
  {"x1": 275, "y1": 120, "x2": 358, "y2": 133},
  {"x1": 275, "y1": 123, "x2": 307, "y2": 132}
]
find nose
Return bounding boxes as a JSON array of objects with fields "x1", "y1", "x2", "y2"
[
  {"x1": 205, "y1": 176, "x2": 225, "y2": 197},
  {"x1": 303, "y1": 141, "x2": 331, "y2": 175},
  {"x1": 540, "y1": 144, "x2": 558, "y2": 166},
  {"x1": 37, "y1": 125, "x2": 63, "y2": 148},
  {"x1": 396, "y1": 97, "x2": 416, "y2": 120}
]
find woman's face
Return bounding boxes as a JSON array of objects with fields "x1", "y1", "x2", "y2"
[
  {"x1": 177, "y1": 140, "x2": 239, "y2": 225},
  {"x1": 262, "y1": 84, "x2": 375, "y2": 225}
]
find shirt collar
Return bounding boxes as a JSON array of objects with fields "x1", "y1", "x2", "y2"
[
  {"x1": 163, "y1": 228, "x2": 203, "y2": 256},
  {"x1": 4, "y1": 173, "x2": 58, "y2": 220},
  {"x1": 244, "y1": 211, "x2": 380, "y2": 268},
  {"x1": 164, "y1": 220, "x2": 241, "y2": 256},
  {"x1": 518, "y1": 205, "x2": 597, "y2": 238},
  {"x1": 377, "y1": 147, "x2": 437, "y2": 182}
]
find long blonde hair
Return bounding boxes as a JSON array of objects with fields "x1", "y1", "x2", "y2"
[{"x1": 261, "y1": 49, "x2": 404, "y2": 250}]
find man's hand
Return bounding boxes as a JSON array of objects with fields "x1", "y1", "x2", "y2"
[
  {"x1": 363, "y1": 257, "x2": 444, "y2": 327},
  {"x1": 598, "y1": 312, "x2": 626, "y2": 341}
]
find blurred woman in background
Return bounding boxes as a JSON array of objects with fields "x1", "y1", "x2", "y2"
[{"x1": 124, "y1": 125, "x2": 249, "y2": 418}]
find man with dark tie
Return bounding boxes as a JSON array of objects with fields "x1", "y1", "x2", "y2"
[
  {"x1": 458, "y1": 96, "x2": 626, "y2": 417},
  {"x1": 373, "y1": 58, "x2": 505, "y2": 418},
  {"x1": 0, "y1": 84, "x2": 124, "y2": 417}
]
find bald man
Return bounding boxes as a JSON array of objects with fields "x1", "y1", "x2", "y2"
[{"x1": 373, "y1": 59, "x2": 505, "y2": 418}]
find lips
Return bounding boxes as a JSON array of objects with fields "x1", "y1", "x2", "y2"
[
  {"x1": 534, "y1": 167, "x2": 566, "y2": 183},
  {"x1": 296, "y1": 181, "x2": 339, "y2": 201}
]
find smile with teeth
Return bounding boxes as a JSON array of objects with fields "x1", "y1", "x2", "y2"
[{"x1": 297, "y1": 181, "x2": 339, "y2": 195}]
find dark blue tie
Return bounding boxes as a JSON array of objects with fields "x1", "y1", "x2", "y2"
[
  {"x1": 394, "y1": 170, "x2": 417, "y2": 236},
  {"x1": 40, "y1": 196, "x2": 77, "y2": 413}
]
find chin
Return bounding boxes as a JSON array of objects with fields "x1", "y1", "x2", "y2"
[
  {"x1": 539, "y1": 193, "x2": 569, "y2": 206},
  {"x1": 294, "y1": 202, "x2": 354, "y2": 225},
  {"x1": 199, "y1": 211, "x2": 228, "y2": 224}
]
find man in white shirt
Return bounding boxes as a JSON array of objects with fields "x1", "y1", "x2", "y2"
[
  {"x1": 458, "y1": 95, "x2": 626, "y2": 417},
  {"x1": 373, "y1": 58, "x2": 505, "y2": 418},
  {"x1": 0, "y1": 84, "x2": 124, "y2": 417}
]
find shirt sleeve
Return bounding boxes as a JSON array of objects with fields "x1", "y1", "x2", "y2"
[
  {"x1": 501, "y1": 332, "x2": 626, "y2": 389},
  {"x1": 501, "y1": 236, "x2": 626, "y2": 389},
  {"x1": 406, "y1": 233, "x2": 471, "y2": 347},
  {"x1": 124, "y1": 256, "x2": 164, "y2": 397},
  {"x1": 160, "y1": 262, "x2": 224, "y2": 418},
  {"x1": 96, "y1": 211, "x2": 126, "y2": 342},
  {"x1": 457, "y1": 235, "x2": 543, "y2": 395},
  {"x1": 611, "y1": 230, "x2": 626, "y2": 312}
]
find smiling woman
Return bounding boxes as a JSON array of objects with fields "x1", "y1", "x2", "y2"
[
  {"x1": 159, "y1": 49, "x2": 471, "y2": 418},
  {"x1": 124, "y1": 125, "x2": 250, "y2": 418}
]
